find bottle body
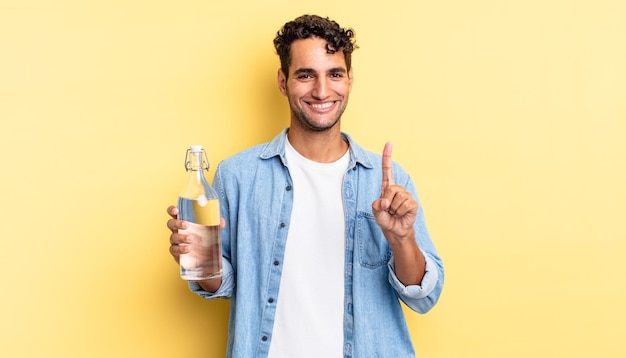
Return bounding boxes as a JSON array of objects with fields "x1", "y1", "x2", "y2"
[
  {"x1": 178, "y1": 196, "x2": 223, "y2": 280},
  {"x1": 178, "y1": 147, "x2": 223, "y2": 281}
]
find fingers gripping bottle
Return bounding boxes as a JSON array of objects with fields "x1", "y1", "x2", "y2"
[{"x1": 178, "y1": 145, "x2": 223, "y2": 280}]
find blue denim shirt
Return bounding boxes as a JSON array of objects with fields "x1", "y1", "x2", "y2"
[{"x1": 190, "y1": 129, "x2": 444, "y2": 357}]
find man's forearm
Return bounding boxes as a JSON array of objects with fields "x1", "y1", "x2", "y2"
[{"x1": 388, "y1": 229, "x2": 426, "y2": 286}]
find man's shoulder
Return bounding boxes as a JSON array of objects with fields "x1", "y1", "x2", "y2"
[
  {"x1": 219, "y1": 130, "x2": 287, "y2": 168},
  {"x1": 217, "y1": 138, "x2": 282, "y2": 174},
  {"x1": 344, "y1": 134, "x2": 409, "y2": 176},
  {"x1": 219, "y1": 143, "x2": 266, "y2": 167}
]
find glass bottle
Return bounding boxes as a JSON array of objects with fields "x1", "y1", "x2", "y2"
[{"x1": 177, "y1": 145, "x2": 222, "y2": 280}]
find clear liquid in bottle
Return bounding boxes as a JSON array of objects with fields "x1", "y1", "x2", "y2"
[
  {"x1": 178, "y1": 146, "x2": 223, "y2": 281},
  {"x1": 178, "y1": 196, "x2": 222, "y2": 280}
]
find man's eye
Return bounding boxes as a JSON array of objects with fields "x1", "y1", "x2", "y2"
[
  {"x1": 297, "y1": 74, "x2": 312, "y2": 79},
  {"x1": 330, "y1": 73, "x2": 344, "y2": 78}
]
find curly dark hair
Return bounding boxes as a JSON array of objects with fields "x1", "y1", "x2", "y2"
[{"x1": 273, "y1": 14, "x2": 358, "y2": 78}]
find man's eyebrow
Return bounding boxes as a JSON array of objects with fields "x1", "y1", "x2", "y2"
[
  {"x1": 328, "y1": 67, "x2": 347, "y2": 74},
  {"x1": 293, "y1": 67, "x2": 347, "y2": 76},
  {"x1": 293, "y1": 68, "x2": 316, "y2": 75}
]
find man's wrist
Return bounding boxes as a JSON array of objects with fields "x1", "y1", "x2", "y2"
[{"x1": 197, "y1": 277, "x2": 222, "y2": 293}]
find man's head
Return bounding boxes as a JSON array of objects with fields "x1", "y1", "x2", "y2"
[{"x1": 274, "y1": 15, "x2": 357, "y2": 79}]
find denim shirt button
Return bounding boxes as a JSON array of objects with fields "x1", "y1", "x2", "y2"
[
  {"x1": 280, "y1": 222, "x2": 286, "y2": 228},
  {"x1": 286, "y1": 185, "x2": 292, "y2": 191},
  {"x1": 345, "y1": 343, "x2": 352, "y2": 354},
  {"x1": 273, "y1": 260, "x2": 280, "y2": 266},
  {"x1": 268, "y1": 298, "x2": 274, "y2": 303},
  {"x1": 261, "y1": 336, "x2": 268, "y2": 341}
]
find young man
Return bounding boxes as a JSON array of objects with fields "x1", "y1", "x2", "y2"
[{"x1": 167, "y1": 14, "x2": 444, "y2": 357}]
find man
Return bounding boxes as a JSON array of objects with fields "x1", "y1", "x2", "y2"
[{"x1": 167, "y1": 14, "x2": 444, "y2": 357}]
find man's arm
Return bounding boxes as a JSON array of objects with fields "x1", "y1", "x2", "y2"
[{"x1": 371, "y1": 142, "x2": 426, "y2": 286}]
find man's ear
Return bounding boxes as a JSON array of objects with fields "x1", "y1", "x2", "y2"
[{"x1": 277, "y1": 68, "x2": 288, "y2": 96}]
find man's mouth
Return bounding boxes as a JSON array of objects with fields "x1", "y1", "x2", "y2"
[{"x1": 308, "y1": 102, "x2": 335, "y2": 111}]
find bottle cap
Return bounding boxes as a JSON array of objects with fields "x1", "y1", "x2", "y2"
[{"x1": 190, "y1": 145, "x2": 203, "y2": 153}]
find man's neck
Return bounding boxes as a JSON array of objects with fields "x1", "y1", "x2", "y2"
[{"x1": 286, "y1": 126, "x2": 349, "y2": 163}]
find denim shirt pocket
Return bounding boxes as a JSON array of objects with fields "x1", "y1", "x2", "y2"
[{"x1": 356, "y1": 211, "x2": 392, "y2": 268}]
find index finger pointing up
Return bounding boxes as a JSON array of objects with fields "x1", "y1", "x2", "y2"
[{"x1": 382, "y1": 142, "x2": 395, "y2": 191}]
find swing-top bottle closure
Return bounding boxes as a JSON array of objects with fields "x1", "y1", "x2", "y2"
[{"x1": 185, "y1": 145, "x2": 210, "y2": 172}]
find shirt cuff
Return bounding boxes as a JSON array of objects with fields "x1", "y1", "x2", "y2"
[
  {"x1": 388, "y1": 252, "x2": 438, "y2": 299},
  {"x1": 188, "y1": 260, "x2": 234, "y2": 299}
]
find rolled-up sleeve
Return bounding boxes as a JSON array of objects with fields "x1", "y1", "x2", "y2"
[
  {"x1": 388, "y1": 251, "x2": 442, "y2": 313},
  {"x1": 188, "y1": 259, "x2": 235, "y2": 299}
]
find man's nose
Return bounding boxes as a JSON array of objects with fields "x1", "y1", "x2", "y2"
[{"x1": 311, "y1": 78, "x2": 330, "y2": 99}]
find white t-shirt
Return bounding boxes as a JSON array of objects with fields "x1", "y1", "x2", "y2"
[{"x1": 267, "y1": 137, "x2": 349, "y2": 358}]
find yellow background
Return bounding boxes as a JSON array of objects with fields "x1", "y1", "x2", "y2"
[{"x1": 1, "y1": 0, "x2": 624, "y2": 357}]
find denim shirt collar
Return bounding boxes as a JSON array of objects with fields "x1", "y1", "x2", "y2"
[{"x1": 259, "y1": 128, "x2": 376, "y2": 170}]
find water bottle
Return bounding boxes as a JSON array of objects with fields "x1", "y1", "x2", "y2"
[{"x1": 177, "y1": 145, "x2": 223, "y2": 280}]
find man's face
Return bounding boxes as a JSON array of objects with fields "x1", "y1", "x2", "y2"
[{"x1": 278, "y1": 37, "x2": 353, "y2": 132}]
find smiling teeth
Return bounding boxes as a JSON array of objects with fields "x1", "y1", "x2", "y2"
[{"x1": 311, "y1": 102, "x2": 333, "y2": 109}]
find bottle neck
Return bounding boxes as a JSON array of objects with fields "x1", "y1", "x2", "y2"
[
  {"x1": 186, "y1": 150, "x2": 209, "y2": 172},
  {"x1": 180, "y1": 150, "x2": 211, "y2": 199}
]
